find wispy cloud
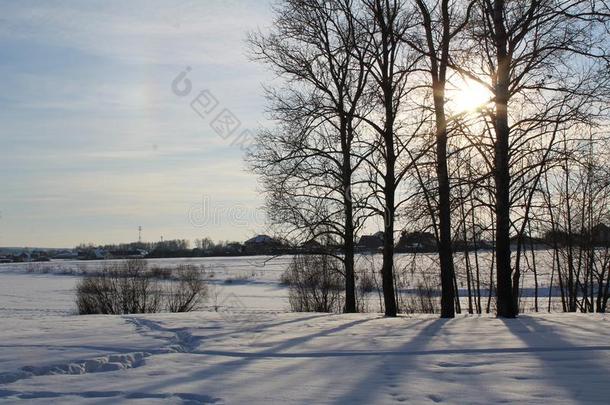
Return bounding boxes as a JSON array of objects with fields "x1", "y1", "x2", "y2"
[{"x1": 0, "y1": 0, "x2": 272, "y2": 247}]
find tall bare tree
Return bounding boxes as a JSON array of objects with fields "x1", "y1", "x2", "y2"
[
  {"x1": 467, "y1": 0, "x2": 610, "y2": 317},
  {"x1": 248, "y1": 0, "x2": 371, "y2": 312},
  {"x1": 403, "y1": 0, "x2": 477, "y2": 318},
  {"x1": 350, "y1": 0, "x2": 427, "y2": 316}
]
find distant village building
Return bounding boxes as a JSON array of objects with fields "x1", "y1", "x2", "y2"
[
  {"x1": 300, "y1": 239, "x2": 324, "y2": 254},
  {"x1": 17, "y1": 252, "x2": 31, "y2": 262},
  {"x1": 592, "y1": 223, "x2": 610, "y2": 246},
  {"x1": 357, "y1": 233, "x2": 384, "y2": 253},
  {"x1": 30, "y1": 250, "x2": 51, "y2": 262},
  {"x1": 77, "y1": 248, "x2": 109, "y2": 260},
  {"x1": 395, "y1": 231, "x2": 437, "y2": 253},
  {"x1": 108, "y1": 249, "x2": 148, "y2": 259},
  {"x1": 244, "y1": 235, "x2": 283, "y2": 255},
  {"x1": 52, "y1": 250, "x2": 79, "y2": 260},
  {"x1": 509, "y1": 235, "x2": 546, "y2": 250}
]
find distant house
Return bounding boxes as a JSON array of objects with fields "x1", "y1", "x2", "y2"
[
  {"x1": 592, "y1": 223, "x2": 610, "y2": 246},
  {"x1": 244, "y1": 235, "x2": 283, "y2": 255},
  {"x1": 109, "y1": 249, "x2": 148, "y2": 259},
  {"x1": 357, "y1": 234, "x2": 384, "y2": 253},
  {"x1": 15, "y1": 252, "x2": 31, "y2": 262},
  {"x1": 396, "y1": 231, "x2": 437, "y2": 253},
  {"x1": 509, "y1": 235, "x2": 546, "y2": 250},
  {"x1": 300, "y1": 239, "x2": 324, "y2": 254},
  {"x1": 52, "y1": 250, "x2": 79, "y2": 260},
  {"x1": 94, "y1": 249, "x2": 109, "y2": 259},
  {"x1": 77, "y1": 248, "x2": 109, "y2": 260},
  {"x1": 30, "y1": 250, "x2": 51, "y2": 262}
]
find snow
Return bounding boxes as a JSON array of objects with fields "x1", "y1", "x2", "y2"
[
  {"x1": 1, "y1": 258, "x2": 610, "y2": 404},
  {"x1": 0, "y1": 273, "x2": 79, "y2": 318},
  {"x1": 0, "y1": 256, "x2": 292, "y2": 318}
]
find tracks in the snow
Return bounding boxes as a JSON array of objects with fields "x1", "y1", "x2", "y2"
[
  {"x1": 0, "y1": 317, "x2": 197, "y2": 386},
  {"x1": 0, "y1": 388, "x2": 222, "y2": 404},
  {"x1": 0, "y1": 351, "x2": 149, "y2": 385},
  {"x1": 125, "y1": 317, "x2": 201, "y2": 354},
  {"x1": 0, "y1": 317, "x2": 222, "y2": 403}
]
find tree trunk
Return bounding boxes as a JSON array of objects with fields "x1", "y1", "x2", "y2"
[
  {"x1": 343, "y1": 118, "x2": 357, "y2": 313},
  {"x1": 528, "y1": 221, "x2": 539, "y2": 313},
  {"x1": 435, "y1": 93, "x2": 456, "y2": 318},
  {"x1": 416, "y1": 0, "x2": 456, "y2": 319},
  {"x1": 344, "y1": 201, "x2": 357, "y2": 313},
  {"x1": 382, "y1": 170, "x2": 398, "y2": 317},
  {"x1": 493, "y1": 0, "x2": 517, "y2": 318},
  {"x1": 471, "y1": 203, "x2": 482, "y2": 314}
]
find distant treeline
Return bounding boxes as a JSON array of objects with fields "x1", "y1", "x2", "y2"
[{"x1": 75, "y1": 239, "x2": 242, "y2": 259}]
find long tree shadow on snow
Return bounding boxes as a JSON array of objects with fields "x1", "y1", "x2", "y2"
[
  {"x1": 131, "y1": 314, "x2": 377, "y2": 395},
  {"x1": 127, "y1": 312, "x2": 331, "y2": 346},
  {"x1": 328, "y1": 317, "x2": 590, "y2": 404},
  {"x1": 501, "y1": 316, "x2": 610, "y2": 403},
  {"x1": 326, "y1": 318, "x2": 450, "y2": 404}
]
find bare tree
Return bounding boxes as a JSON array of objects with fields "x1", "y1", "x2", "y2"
[
  {"x1": 541, "y1": 130, "x2": 610, "y2": 312},
  {"x1": 402, "y1": 0, "x2": 478, "y2": 318},
  {"x1": 351, "y1": 0, "x2": 427, "y2": 317},
  {"x1": 466, "y1": 0, "x2": 610, "y2": 317},
  {"x1": 248, "y1": 0, "x2": 371, "y2": 312}
]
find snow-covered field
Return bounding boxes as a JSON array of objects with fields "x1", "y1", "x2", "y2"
[
  {"x1": 0, "y1": 256, "x2": 293, "y2": 317},
  {"x1": 1, "y1": 257, "x2": 609, "y2": 404}
]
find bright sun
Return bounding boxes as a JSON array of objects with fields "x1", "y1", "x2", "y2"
[{"x1": 450, "y1": 78, "x2": 492, "y2": 114}]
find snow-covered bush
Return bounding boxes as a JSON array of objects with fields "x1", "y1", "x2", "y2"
[
  {"x1": 149, "y1": 265, "x2": 173, "y2": 280},
  {"x1": 165, "y1": 265, "x2": 208, "y2": 312},
  {"x1": 283, "y1": 255, "x2": 343, "y2": 313},
  {"x1": 76, "y1": 259, "x2": 207, "y2": 315},
  {"x1": 392, "y1": 257, "x2": 441, "y2": 314},
  {"x1": 357, "y1": 270, "x2": 376, "y2": 294}
]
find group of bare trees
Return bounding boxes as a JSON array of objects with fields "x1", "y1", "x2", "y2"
[
  {"x1": 539, "y1": 132, "x2": 610, "y2": 313},
  {"x1": 248, "y1": 0, "x2": 610, "y2": 318}
]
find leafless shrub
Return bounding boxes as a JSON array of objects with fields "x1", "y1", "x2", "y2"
[
  {"x1": 357, "y1": 270, "x2": 376, "y2": 294},
  {"x1": 76, "y1": 259, "x2": 160, "y2": 315},
  {"x1": 149, "y1": 265, "x2": 173, "y2": 280},
  {"x1": 224, "y1": 272, "x2": 252, "y2": 284},
  {"x1": 401, "y1": 281, "x2": 441, "y2": 314},
  {"x1": 353, "y1": 267, "x2": 376, "y2": 313},
  {"x1": 165, "y1": 265, "x2": 208, "y2": 312},
  {"x1": 393, "y1": 256, "x2": 441, "y2": 314},
  {"x1": 76, "y1": 273, "x2": 116, "y2": 315},
  {"x1": 76, "y1": 260, "x2": 207, "y2": 315},
  {"x1": 283, "y1": 255, "x2": 343, "y2": 313},
  {"x1": 279, "y1": 269, "x2": 294, "y2": 286}
]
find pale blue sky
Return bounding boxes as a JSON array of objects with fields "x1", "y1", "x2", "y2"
[{"x1": 0, "y1": 0, "x2": 273, "y2": 247}]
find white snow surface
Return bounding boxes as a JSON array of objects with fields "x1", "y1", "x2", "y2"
[{"x1": 1, "y1": 258, "x2": 610, "y2": 404}]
